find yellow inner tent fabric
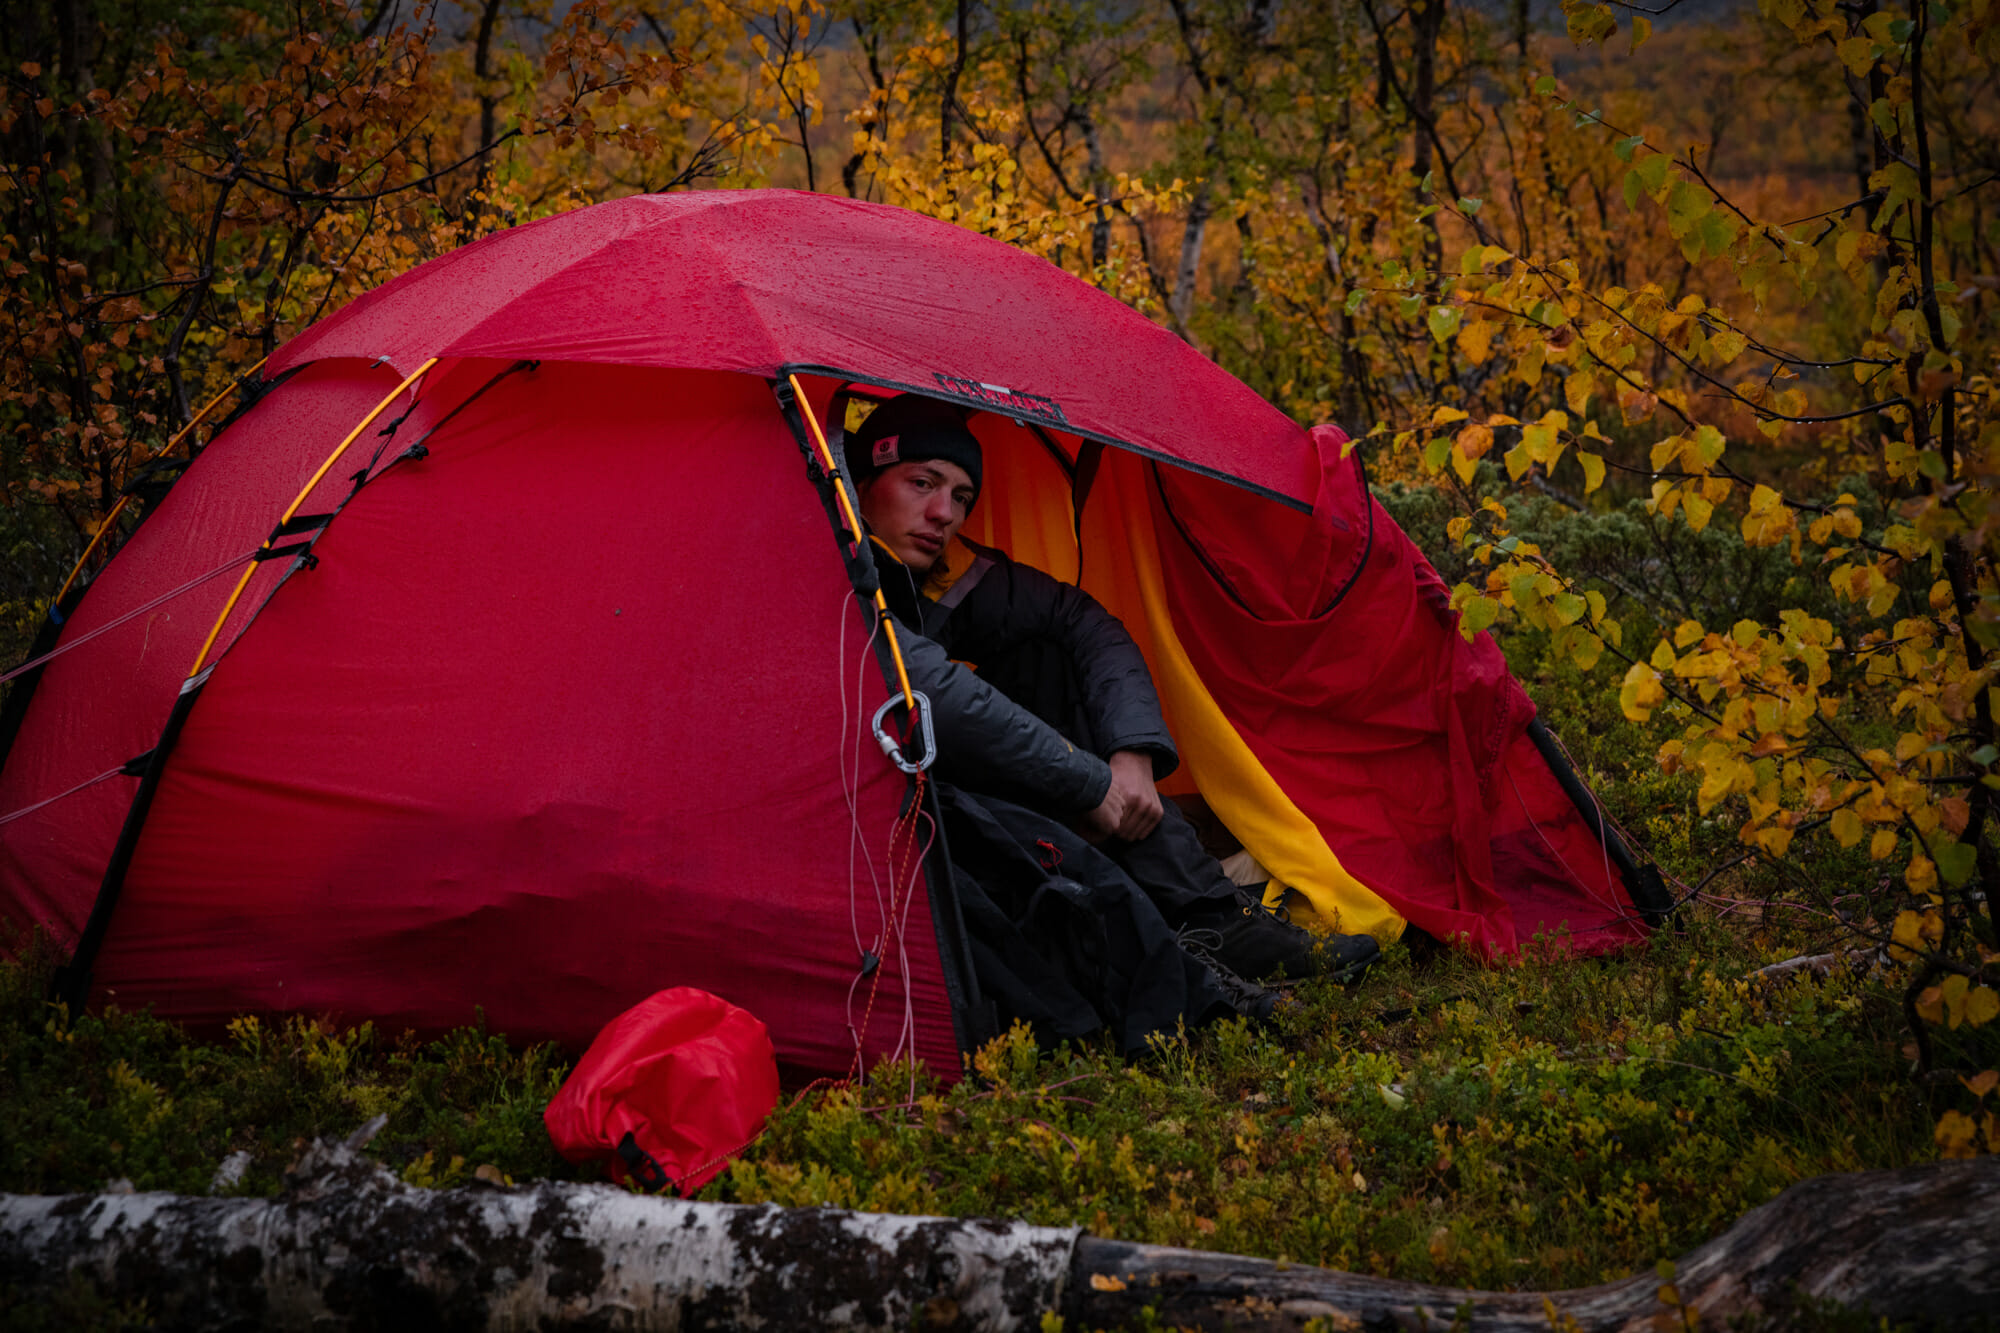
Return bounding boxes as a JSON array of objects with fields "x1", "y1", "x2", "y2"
[{"x1": 952, "y1": 419, "x2": 1405, "y2": 943}]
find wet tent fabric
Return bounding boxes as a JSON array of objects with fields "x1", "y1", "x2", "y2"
[
  {"x1": 1143, "y1": 437, "x2": 1638, "y2": 954},
  {"x1": 264, "y1": 191, "x2": 1315, "y2": 506},
  {"x1": 0, "y1": 364, "x2": 398, "y2": 930},
  {"x1": 6, "y1": 360, "x2": 956, "y2": 1075},
  {"x1": 0, "y1": 188, "x2": 1656, "y2": 1082}
]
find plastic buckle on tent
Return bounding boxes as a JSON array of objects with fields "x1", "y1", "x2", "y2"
[{"x1": 871, "y1": 691, "x2": 935, "y2": 774}]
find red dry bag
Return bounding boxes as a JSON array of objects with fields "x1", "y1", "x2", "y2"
[{"x1": 544, "y1": 987, "x2": 780, "y2": 1193}]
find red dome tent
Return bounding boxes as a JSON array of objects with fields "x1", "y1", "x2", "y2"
[{"x1": 0, "y1": 191, "x2": 1666, "y2": 1078}]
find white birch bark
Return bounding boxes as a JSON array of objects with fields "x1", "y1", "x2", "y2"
[{"x1": 2, "y1": 1121, "x2": 1993, "y2": 1330}]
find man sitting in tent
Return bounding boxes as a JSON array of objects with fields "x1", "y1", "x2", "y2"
[{"x1": 842, "y1": 394, "x2": 1378, "y2": 1045}]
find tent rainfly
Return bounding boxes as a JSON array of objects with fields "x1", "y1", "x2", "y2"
[{"x1": 0, "y1": 191, "x2": 1671, "y2": 1078}]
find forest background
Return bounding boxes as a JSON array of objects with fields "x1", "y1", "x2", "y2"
[{"x1": 1, "y1": 0, "x2": 1998, "y2": 1311}]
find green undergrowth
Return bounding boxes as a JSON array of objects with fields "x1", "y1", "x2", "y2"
[
  {"x1": 0, "y1": 910, "x2": 1933, "y2": 1299},
  {"x1": 0, "y1": 934, "x2": 584, "y2": 1199},
  {"x1": 717, "y1": 921, "x2": 1929, "y2": 1294}
]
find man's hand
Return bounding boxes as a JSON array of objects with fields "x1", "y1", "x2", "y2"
[{"x1": 1080, "y1": 749, "x2": 1164, "y2": 844}]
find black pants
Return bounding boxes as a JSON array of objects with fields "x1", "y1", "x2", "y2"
[
  {"x1": 1095, "y1": 797, "x2": 1243, "y2": 925},
  {"x1": 938, "y1": 783, "x2": 1238, "y2": 1056}
]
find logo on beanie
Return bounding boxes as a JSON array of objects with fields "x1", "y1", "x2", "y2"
[{"x1": 871, "y1": 435, "x2": 901, "y2": 466}]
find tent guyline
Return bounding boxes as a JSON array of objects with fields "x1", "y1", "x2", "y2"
[
  {"x1": 49, "y1": 358, "x2": 270, "y2": 613},
  {"x1": 0, "y1": 550, "x2": 258, "y2": 691},
  {"x1": 0, "y1": 756, "x2": 149, "y2": 830},
  {"x1": 47, "y1": 357, "x2": 462, "y2": 1015},
  {"x1": 2, "y1": 192, "x2": 1678, "y2": 1078},
  {"x1": 1, "y1": 361, "x2": 533, "y2": 832}
]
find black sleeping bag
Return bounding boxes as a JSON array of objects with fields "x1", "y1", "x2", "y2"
[{"x1": 935, "y1": 782, "x2": 1240, "y2": 1056}]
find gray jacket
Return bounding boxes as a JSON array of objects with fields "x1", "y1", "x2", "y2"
[{"x1": 874, "y1": 540, "x2": 1178, "y2": 817}]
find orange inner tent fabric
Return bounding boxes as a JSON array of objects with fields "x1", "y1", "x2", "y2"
[
  {"x1": 945, "y1": 406, "x2": 1643, "y2": 957},
  {"x1": 1, "y1": 193, "x2": 1657, "y2": 1085}
]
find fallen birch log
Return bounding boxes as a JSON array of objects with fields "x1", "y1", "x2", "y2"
[{"x1": 1, "y1": 1120, "x2": 1993, "y2": 1331}]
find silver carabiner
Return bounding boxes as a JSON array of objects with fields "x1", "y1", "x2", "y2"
[{"x1": 872, "y1": 691, "x2": 936, "y2": 774}]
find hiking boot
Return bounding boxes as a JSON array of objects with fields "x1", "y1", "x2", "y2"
[
  {"x1": 1182, "y1": 943, "x2": 1280, "y2": 1022},
  {"x1": 1179, "y1": 889, "x2": 1381, "y2": 985}
]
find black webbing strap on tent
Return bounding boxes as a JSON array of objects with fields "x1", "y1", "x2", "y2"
[
  {"x1": 51, "y1": 664, "x2": 214, "y2": 1013},
  {"x1": 1526, "y1": 716, "x2": 1675, "y2": 927},
  {"x1": 119, "y1": 455, "x2": 193, "y2": 507},
  {"x1": 250, "y1": 513, "x2": 336, "y2": 566},
  {"x1": 44, "y1": 361, "x2": 533, "y2": 1015},
  {"x1": 1069, "y1": 437, "x2": 1105, "y2": 566}
]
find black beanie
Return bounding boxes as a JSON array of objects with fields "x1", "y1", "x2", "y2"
[{"x1": 846, "y1": 395, "x2": 983, "y2": 499}]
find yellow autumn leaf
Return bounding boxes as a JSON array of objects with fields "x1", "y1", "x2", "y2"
[
  {"x1": 1620, "y1": 662, "x2": 1665, "y2": 722},
  {"x1": 1452, "y1": 445, "x2": 1479, "y2": 486},
  {"x1": 1941, "y1": 974, "x2": 1972, "y2": 1029},
  {"x1": 1577, "y1": 450, "x2": 1606, "y2": 493},
  {"x1": 1936, "y1": 1110, "x2": 1980, "y2": 1160},
  {"x1": 1683, "y1": 493, "x2": 1714, "y2": 533},
  {"x1": 1457, "y1": 320, "x2": 1496, "y2": 365},
  {"x1": 1741, "y1": 484, "x2": 1797, "y2": 547},
  {"x1": 1891, "y1": 908, "x2": 1941, "y2": 959},
  {"x1": 1565, "y1": 368, "x2": 1596, "y2": 414},
  {"x1": 1752, "y1": 824, "x2": 1793, "y2": 856},
  {"x1": 1697, "y1": 752, "x2": 1747, "y2": 813}
]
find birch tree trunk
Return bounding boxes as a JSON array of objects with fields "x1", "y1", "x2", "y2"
[{"x1": 1, "y1": 1123, "x2": 1993, "y2": 1330}]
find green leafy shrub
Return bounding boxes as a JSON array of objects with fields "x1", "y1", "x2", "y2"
[
  {"x1": 719, "y1": 920, "x2": 1930, "y2": 1292},
  {"x1": 0, "y1": 932, "x2": 584, "y2": 1197}
]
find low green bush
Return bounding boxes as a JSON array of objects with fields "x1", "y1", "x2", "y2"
[
  {"x1": 718, "y1": 919, "x2": 1929, "y2": 1293},
  {"x1": 0, "y1": 909, "x2": 1933, "y2": 1299},
  {"x1": 0, "y1": 932, "x2": 583, "y2": 1199}
]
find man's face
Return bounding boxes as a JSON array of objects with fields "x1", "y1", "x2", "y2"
[{"x1": 857, "y1": 459, "x2": 976, "y2": 574}]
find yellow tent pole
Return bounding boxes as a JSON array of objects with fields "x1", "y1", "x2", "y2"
[
  {"x1": 54, "y1": 357, "x2": 271, "y2": 606},
  {"x1": 187, "y1": 358, "x2": 437, "y2": 678},
  {"x1": 786, "y1": 374, "x2": 917, "y2": 711}
]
